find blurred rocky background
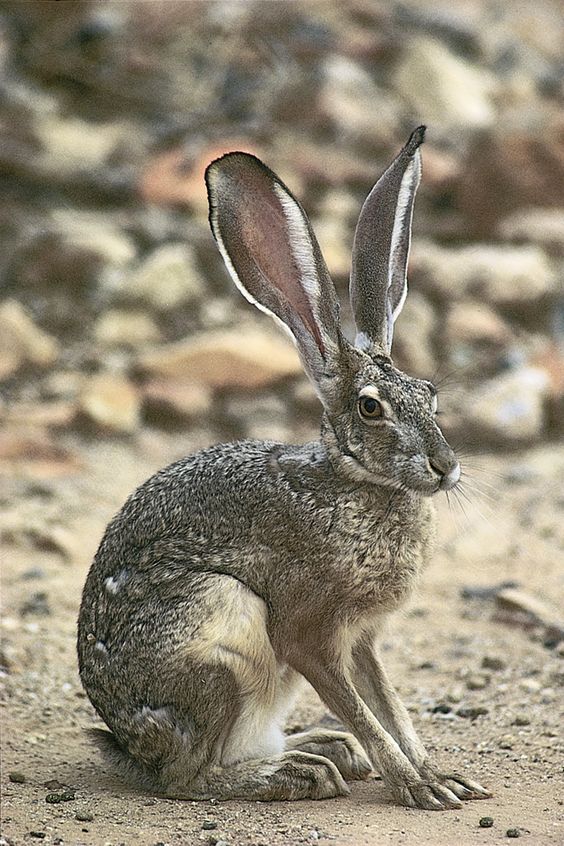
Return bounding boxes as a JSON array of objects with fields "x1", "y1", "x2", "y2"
[{"x1": 1, "y1": 0, "x2": 563, "y2": 472}]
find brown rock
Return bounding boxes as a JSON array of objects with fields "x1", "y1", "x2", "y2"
[
  {"x1": 393, "y1": 36, "x2": 497, "y2": 132},
  {"x1": 0, "y1": 300, "x2": 60, "y2": 380},
  {"x1": 0, "y1": 430, "x2": 81, "y2": 478},
  {"x1": 458, "y1": 119, "x2": 564, "y2": 236},
  {"x1": 142, "y1": 379, "x2": 212, "y2": 425},
  {"x1": 137, "y1": 328, "x2": 302, "y2": 390},
  {"x1": 499, "y1": 208, "x2": 564, "y2": 254},
  {"x1": 78, "y1": 373, "x2": 140, "y2": 434},
  {"x1": 119, "y1": 244, "x2": 205, "y2": 310},
  {"x1": 446, "y1": 302, "x2": 511, "y2": 346},
  {"x1": 94, "y1": 310, "x2": 161, "y2": 349},
  {"x1": 410, "y1": 241, "x2": 555, "y2": 306}
]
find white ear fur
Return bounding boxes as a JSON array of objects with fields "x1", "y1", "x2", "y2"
[
  {"x1": 206, "y1": 152, "x2": 345, "y2": 407},
  {"x1": 350, "y1": 126, "x2": 425, "y2": 355}
]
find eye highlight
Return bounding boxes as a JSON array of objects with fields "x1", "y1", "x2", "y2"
[{"x1": 358, "y1": 395, "x2": 384, "y2": 420}]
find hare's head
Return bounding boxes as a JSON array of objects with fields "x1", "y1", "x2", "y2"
[{"x1": 206, "y1": 128, "x2": 459, "y2": 496}]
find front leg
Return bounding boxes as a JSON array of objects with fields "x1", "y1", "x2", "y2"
[
  {"x1": 351, "y1": 635, "x2": 491, "y2": 802},
  {"x1": 292, "y1": 646, "x2": 463, "y2": 810}
]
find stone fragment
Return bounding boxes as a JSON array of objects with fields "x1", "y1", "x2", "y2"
[
  {"x1": 393, "y1": 36, "x2": 497, "y2": 131},
  {"x1": 142, "y1": 379, "x2": 212, "y2": 426},
  {"x1": 94, "y1": 310, "x2": 161, "y2": 348},
  {"x1": 481, "y1": 655, "x2": 506, "y2": 672},
  {"x1": 466, "y1": 673, "x2": 490, "y2": 691},
  {"x1": 468, "y1": 366, "x2": 549, "y2": 443},
  {"x1": 392, "y1": 292, "x2": 437, "y2": 378},
  {"x1": 411, "y1": 242, "x2": 556, "y2": 307},
  {"x1": 320, "y1": 55, "x2": 399, "y2": 143},
  {"x1": 495, "y1": 588, "x2": 563, "y2": 633},
  {"x1": 499, "y1": 208, "x2": 564, "y2": 253},
  {"x1": 78, "y1": 373, "x2": 140, "y2": 434},
  {"x1": 138, "y1": 328, "x2": 302, "y2": 390},
  {"x1": 118, "y1": 244, "x2": 205, "y2": 309},
  {"x1": 0, "y1": 300, "x2": 60, "y2": 380},
  {"x1": 446, "y1": 302, "x2": 511, "y2": 347}
]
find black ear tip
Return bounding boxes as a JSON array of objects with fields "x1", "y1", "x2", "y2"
[{"x1": 405, "y1": 125, "x2": 426, "y2": 155}]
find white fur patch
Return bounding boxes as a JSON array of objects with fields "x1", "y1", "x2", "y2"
[
  {"x1": 388, "y1": 150, "x2": 421, "y2": 327},
  {"x1": 94, "y1": 640, "x2": 108, "y2": 655}
]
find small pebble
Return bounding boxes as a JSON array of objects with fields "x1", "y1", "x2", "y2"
[
  {"x1": 479, "y1": 817, "x2": 494, "y2": 828},
  {"x1": 506, "y1": 829, "x2": 521, "y2": 838},
  {"x1": 499, "y1": 734, "x2": 515, "y2": 750},
  {"x1": 513, "y1": 715, "x2": 530, "y2": 726},
  {"x1": 29, "y1": 834, "x2": 46, "y2": 841},
  {"x1": 202, "y1": 820, "x2": 218, "y2": 830},
  {"x1": 466, "y1": 673, "x2": 490, "y2": 690},
  {"x1": 8, "y1": 771, "x2": 26, "y2": 783},
  {"x1": 457, "y1": 706, "x2": 489, "y2": 719},
  {"x1": 76, "y1": 812, "x2": 94, "y2": 822},
  {"x1": 45, "y1": 790, "x2": 75, "y2": 803},
  {"x1": 481, "y1": 656, "x2": 506, "y2": 671}
]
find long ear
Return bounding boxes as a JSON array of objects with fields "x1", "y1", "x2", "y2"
[
  {"x1": 350, "y1": 126, "x2": 425, "y2": 355},
  {"x1": 205, "y1": 152, "x2": 345, "y2": 403}
]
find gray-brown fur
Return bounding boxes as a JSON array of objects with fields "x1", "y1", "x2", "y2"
[{"x1": 78, "y1": 131, "x2": 491, "y2": 809}]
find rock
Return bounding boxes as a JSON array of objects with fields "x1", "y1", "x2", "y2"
[
  {"x1": 94, "y1": 310, "x2": 161, "y2": 349},
  {"x1": 8, "y1": 771, "x2": 27, "y2": 783},
  {"x1": 498, "y1": 734, "x2": 515, "y2": 749},
  {"x1": 19, "y1": 592, "x2": 50, "y2": 617},
  {"x1": 224, "y1": 393, "x2": 290, "y2": 441},
  {"x1": 0, "y1": 300, "x2": 60, "y2": 380},
  {"x1": 392, "y1": 291, "x2": 437, "y2": 379},
  {"x1": 512, "y1": 715, "x2": 531, "y2": 726},
  {"x1": 458, "y1": 121, "x2": 564, "y2": 237},
  {"x1": 495, "y1": 588, "x2": 562, "y2": 626},
  {"x1": 35, "y1": 114, "x2": 129, "y2": 174},
  {"x1": 118, "y1": 244, "x2": 205, "y2": 310},
  {"x1": 202, "y1": 821, "x2": 218, "y2": 831},
  {"x1": 50, "y1": 209, "x2": 137, "y2": 269},
  {"x1": 446, "y1": 302, "x2": 511, "y2": 347},
  {"x1": 481, "y1": 655, "x2": 506, "y2": 672},
  {"x1": 466, "y1": 673, "x2": 490, "y2": 691},
  {"x1": 461, "y1": 581, "x2": 519, "y2": 601},
  {"x1": 320, "y1": 55, "x2": 399, "y2": 144},
  {"x1": 3, "y1": 400, "x2": 76, "y2": 429},
  {"x1": 410, "y1": 242, "x2": 556, "y2": 307},
  {"x1": 0, "y1": 430, "x2": 82, "y2": 478},
  {"x1": 506, "y1": 828, "x2": 521, "y2": 838},
  {"x1": 137, "y1": 327, "x2": 302, "y2": 389},
  {"x1": 77, "y1": 373, "x2": 141, "y2": 434},
  {"x1": 479, "y1": 817, "x2": 494, "y2": 828},
  {"x1": 142, "y1": 379, "x2": 212, "y2": 426},
  {"x1": 468, "y1": 366, "x2": 550, "y2": 443},
  {"x1": 311, "y1": 216, "x2": 351, "y2": 279},
  {"x1": 519, "y1": 678, "x2": 541, "y2": 694},
  {"x1": 393, "y1": 36, "x2": 497, "y2": 131},
  {"x1": 75, "y1": 812, "x2": 94, "y2": 822},
  {"x1": 456, "y1": 706, "x2": 489, "y2": 719},
  {"x1": 499, "y1": 208, "x2": 564, "y2": 254}
]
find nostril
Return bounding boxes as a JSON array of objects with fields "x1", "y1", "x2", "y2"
[
  {"x1": 428, "y1": 457, "x2": 461, "y2": 489},
  {"x1": 428, "y1": 457, "x2": 446, "y2": 477}
]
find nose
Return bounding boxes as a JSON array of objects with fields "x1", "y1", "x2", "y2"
[{"x1": 428, "y1": 455, "x2": 461, "y2": 490}]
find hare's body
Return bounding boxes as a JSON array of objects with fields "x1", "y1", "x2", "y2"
[
  {"x1": 78, "y1": 131, "x2": 491, "y2": 808},
  {"x1": 78, "y1": 440, "x2": 433, "y2": 797}
]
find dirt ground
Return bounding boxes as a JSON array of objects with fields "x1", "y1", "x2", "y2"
[{"x1": 1, "y1": 435, "x2": 563, "y2": 846}]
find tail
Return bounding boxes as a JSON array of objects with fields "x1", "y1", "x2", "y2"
[{"x1": 87, "y1": 728, "x2": 161, "y2": 793}]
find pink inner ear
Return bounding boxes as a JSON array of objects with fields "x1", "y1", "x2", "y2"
[{"x1": 237, "y1": 169, "x2": 325, "y2": 355}]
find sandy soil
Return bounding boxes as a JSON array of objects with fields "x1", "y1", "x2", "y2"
[{"x1": 1, "y1": 435, "x2": 563, "y2": 846}]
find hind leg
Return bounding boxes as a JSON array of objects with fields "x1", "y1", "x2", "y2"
[
  {"x1": 285, "y1": 729, "x2": 373, "y2": 781},
  {"x1": 185, "y1": 750, "x2": 348, "y2": 801}
]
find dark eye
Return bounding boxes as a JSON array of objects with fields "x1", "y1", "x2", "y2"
[{"x1": 358, "y1": 395, "x2": 384, "y2": 420}]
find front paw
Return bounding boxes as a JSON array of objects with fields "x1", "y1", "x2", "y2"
[
  {"x1": 393, "y1": 778, "x2": 463, "y2": 810},
  {"x1": 419, "y1": 764, "x2": 492, "y2": 801}
]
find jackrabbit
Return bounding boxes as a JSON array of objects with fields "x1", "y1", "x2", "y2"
[{"x1": 78, "y1": 127, "x2": 491, "y2": 809}]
